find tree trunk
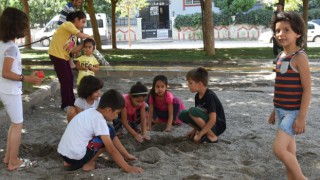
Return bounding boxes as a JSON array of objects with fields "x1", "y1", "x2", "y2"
[
  {"x1": 302, "y1": 0, "x2": 308, "y2": 49},
  {"x1": 203, "y1": 0, "x2": 215, "y2": 55},
  {"x1": 127, "y1": 5, "x2": 132, "y2": 47},
  {"x1": 200, "y1": 0, "x2": 206, "y2": 50},
  {"x1": 87, "y1": 0, "x2": 102, "y2": 50},
  {"x1": 111, "y1": 0, "x2": 118, "y2": 49},
  {"x1": 21, "y1": 0, "x2": 31, "y2": 49}
]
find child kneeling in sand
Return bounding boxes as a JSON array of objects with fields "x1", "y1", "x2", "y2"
[
  {"x1": 178, "y1": 67, "x2": 226, "y2": 143},
  {"x1": 58, "y1": 89, "x2": 143, "y2": 173},
  {"x1": 113, "y1": 81, "x2": 150, "y2": 142}
]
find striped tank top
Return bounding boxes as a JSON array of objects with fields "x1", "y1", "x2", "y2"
[{"x1": 273, "y1": 49, "x2": 305, "y2": 110}]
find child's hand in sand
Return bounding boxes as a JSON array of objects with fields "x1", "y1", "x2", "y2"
[
  {"x1": 142, "y1": 134, "x2": 151, "y2": 141},
  {"x1": 124, "y1": 166, "x2": 144, "y2": 173},
  {"x1": 186, "y1": 129, "x2": 197, "y2": 139},
  {"x1": 124, "y1": 154, "x2": 137, "y2": 162},
  {"x1": 268, "y1": 110, "x2": 275, "y2": 125},
  {"x1": 134, "y1": 134, "x2": 144, "y2": 143},
  {"x1": 164, "y1": 127, "x2": 171, "y2": 132},
  {"x1": 193, "y1": 134, "x2": 202, "y2": 143}
]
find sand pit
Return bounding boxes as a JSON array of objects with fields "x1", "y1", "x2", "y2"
[{"x1": 0, "y1": 73, "x2": 319, "y2": 179}]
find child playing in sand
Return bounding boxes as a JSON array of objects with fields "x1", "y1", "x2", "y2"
[
  {"x1": 178, "y1": 67, "x2": 226, "y2": 143},
  {"x1": 66, "y1": 76, "x2": 136, "y2": 169},
  {"x1": 58, "y1": 89, "x2": 143, "y2": 172},
  {"x1": 0, "y1": 7, "x2": 43, "y2": 171},
  {"x1": 147, "y1": 75, "x2": 185, "y2": 132},
  {"x1": 75, "y1": 38, "x2": 99, "y2": 85},
  {"x1": 113, "y1": 82, "x2": 150, "y2": 142},
  {"x1": 268, "y1": 11, "x2": 310, "y2": 180},
  {"x1": 67, "y1": 75, "x2": 103, "y2": 122}
]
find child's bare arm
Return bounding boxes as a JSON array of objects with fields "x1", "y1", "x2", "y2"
[
  {"x1": 100, "y1": 135, "x2": 143, "y2": 173},
  {"x1": 293, "y1": 53, "x2": 311, "y2": 134},
  {"x1": 71, "y1": 43, "x2": 84, "y2": 54},
  {"x1": 140, "y1": 107, "x2": 150, "y2": 140},
  {"x1": 268, "y1": 109, "x2": 275, "y2": 125},
  {"x1": 164, "y1": 104, "x2": 174, "y2": 132},
  {"x1": 147, "y1": 105, "x2": 154, "y2": 130},
  {"x1": 121, "y1": 109, "x2": 143, "y2": 142}
]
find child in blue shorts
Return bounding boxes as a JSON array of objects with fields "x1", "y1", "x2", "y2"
[{"x1": 268, "y1": 11, "x2": 310, "y2": 179}]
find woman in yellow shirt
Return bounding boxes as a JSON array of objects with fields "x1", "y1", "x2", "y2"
[{"x1": 48, "y1": 10, "x2": 91, "y2": 111}]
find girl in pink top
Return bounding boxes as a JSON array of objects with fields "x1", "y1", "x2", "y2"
[
  {"x1": 113, "y1": 82, "x2": 150, "y2": 142},
  {"x1": 147, "y1": 75, "x2": 185, "y2": 132}
]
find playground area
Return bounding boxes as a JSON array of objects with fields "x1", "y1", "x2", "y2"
[{"x1": 0, "y1": 63, "x2": 320, "y2": 179}]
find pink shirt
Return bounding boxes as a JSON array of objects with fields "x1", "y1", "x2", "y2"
[
  {"x1": 148, "y1": 91, "x2": 174, "y2": 111},
  {"x1": 124, "y1": 94, "x2": 146, "y2": 122}
]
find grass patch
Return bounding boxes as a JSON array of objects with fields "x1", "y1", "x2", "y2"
[{"x1": 21, "y1": 47, "x2": 320, "y2": 62}]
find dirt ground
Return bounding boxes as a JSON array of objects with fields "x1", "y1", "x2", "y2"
[{"x1": 0, "y1": 64, "x2": 320, "y2": 179}]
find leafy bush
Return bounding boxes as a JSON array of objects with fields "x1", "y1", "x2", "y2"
[
  {"x1": 308, "y1": 9, "x2": 320, "y2": 20},
  {"x1": 235, "y1": 9, "x2": 273, "y2": 27},
  {"x1": 174, "y1": 13, "x2": 202, "y2": 30},
  {"x1": 214, "y1": 13, "x2": 232, "y2": 26},
  {"x1": 174, "y1": 9, "x2": 273, "y2": 29}
]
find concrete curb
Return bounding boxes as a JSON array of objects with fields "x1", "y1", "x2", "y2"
[{"x1": 0, "y1": 80, "x2": 60, "y2": 125}]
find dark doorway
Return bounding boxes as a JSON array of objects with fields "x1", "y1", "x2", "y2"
[{"x1": 141, "y1": 0, "x2": 171, "y2": 39}]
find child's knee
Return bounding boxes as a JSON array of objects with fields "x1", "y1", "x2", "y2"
[
  {"x1": 178, "y1": 110, "x2": 191, "y2": 123},
  {"x1": 272, "y1": 144, "x2": 285, "y2": 160},
  {"x1": 67, "y1": 106, "x2": 77, "y2": 122}
]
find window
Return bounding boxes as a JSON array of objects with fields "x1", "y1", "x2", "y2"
[
  {"x1": 185, "y1": 0, "x2": 200, "y2": 5},
  {"x1": 308, "y1": 23, "x2": 314, "y2": 30},
  {"x1": 85, "y1": 19, "x2": 104, "y2": 28}
]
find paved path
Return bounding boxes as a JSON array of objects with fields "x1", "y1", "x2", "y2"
[{"x1": 31, "y1": 40, "x2": 320, "y2": 50}]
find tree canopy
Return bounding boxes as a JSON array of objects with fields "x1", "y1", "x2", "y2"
[{"x1": 213, "y1": 0, "x2": 256, "y2": 16}]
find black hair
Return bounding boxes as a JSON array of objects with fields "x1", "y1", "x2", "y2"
[
  {"x1": 77, "y1": 75, "x2": 103, "y2": 99},
  {"x1": 66, "y1": 10, "x2": 86, "y2": 22},
  {"x1": 83, "y1": 38, "x2": 96, "y2": 50},
  {"x1": 0, "y1": 7, "x2": 28, "y2": 42},
  {"x1": 186, "y1": 67, "x2": 209, "y2": 86},
  {"x1": 149, "y1": 75, "x2": 168, "y2": 101},
  {"x1": 130, "y1": 81, "x2": 148, "y2": 98},
  {"x1": 270, "y1": 11, "x2": 306, "y2": 47},
  {"x1": 98, "y1": 89, "x2": 125, "y2": 111}
]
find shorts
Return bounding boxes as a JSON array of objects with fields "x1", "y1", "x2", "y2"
[
  {"x1": 275, "y1": 108, "x2": 299, "y2": 137},
  {"x1": 87, "y1": 124, "x2": 116, "y2": 152},
  {"x1": 0, "y1": 93, "x2": 23, "y2": 124},
  {"x1": 60, "y1": 147, "x2": 95, "y2": 171},
  {"x1": 179, "y1": 107, "x2": 226, "y2": 136}
]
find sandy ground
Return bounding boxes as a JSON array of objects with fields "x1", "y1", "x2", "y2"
[{"x1": 0, "y1": 67, "x2": 320, "y2": 180}]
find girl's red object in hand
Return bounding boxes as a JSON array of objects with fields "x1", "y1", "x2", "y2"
[{"x1": 37, "y1": 71, "x2": 45, "y2": 78}]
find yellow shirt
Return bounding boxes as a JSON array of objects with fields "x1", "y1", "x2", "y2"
[
  {"x1": 48, "y1": 22, "x2": 79, "y2": 60},
  {"x1": 76, "y1": 55, "x2": 99, "y2": 85}
]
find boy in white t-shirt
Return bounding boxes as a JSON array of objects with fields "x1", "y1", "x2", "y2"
[{"x1": 58, "y1": 89, "x2": 143, "y2": 173}]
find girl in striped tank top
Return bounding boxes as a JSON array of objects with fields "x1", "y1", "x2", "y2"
[{"x1": 268, "y1": 11, "x2": 310, "y2": 180}]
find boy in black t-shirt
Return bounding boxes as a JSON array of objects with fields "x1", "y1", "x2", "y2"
[{"x1": 179, "y1": 67, "x2": 226, "y2": 143}]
